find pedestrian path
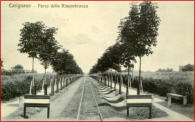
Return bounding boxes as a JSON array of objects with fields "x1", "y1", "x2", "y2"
[
  {"x1": 2, "y1": 86, "x2": 50, "y2": 118},
  {"x1": 111, "y1": 83, "x2": 193, "y2": 121}
]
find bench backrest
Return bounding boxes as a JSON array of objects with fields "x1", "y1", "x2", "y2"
[
  {"x1": 24, "y1": 95, "x2": 50, "y2": 99},
  {"x1": 126, "y1": 95, "x2": 152, "y2": 99},
  {"x1": 24, "y1": 95, "x2": 50, "y2": 104}
]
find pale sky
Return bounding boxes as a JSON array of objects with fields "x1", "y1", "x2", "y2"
[{"x1": 1, "y1": 1, "x2": 194, "y2": 73}]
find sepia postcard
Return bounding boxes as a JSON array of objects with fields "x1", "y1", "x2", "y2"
[{"x1": 1, "y1": 0, "x2": 194, "y2": 121}]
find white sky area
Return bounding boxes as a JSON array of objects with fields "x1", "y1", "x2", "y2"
[{"x1": 2, "y1": 1, "x2": 194, "y2": 73}]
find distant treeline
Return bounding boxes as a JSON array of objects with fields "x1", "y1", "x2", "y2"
[
  {"x1": 1, "y1": 64, "x2": 37, "y2": 76},
  {"x1": 1, "y1": 69, "x2": 37, "y2": 76},
  {"x1": 156, "y1": 64, "x2": 194, "y2": 72},
  {"x1": 179, "y1": 64, "x2": 194, "y2": 72}
]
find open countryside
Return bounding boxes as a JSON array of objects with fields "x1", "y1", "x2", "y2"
[{"x1": 1, "y1": 1, "x2": 194, "y2": 121}]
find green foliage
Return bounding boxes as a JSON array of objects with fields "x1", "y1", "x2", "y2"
[
  {"x1": 182, "y1": 64, "x2": 194, "y2": 72},
  {"x1": 38, "y1": 27, "x2": 60, "y2": 72},
  {"x1": 90, "y1": 2, "x2": 160, "y2": 75},
  {"x1": 89, "y1": 43, "x2": 123, "y2": 74},
  {"x1": 118, "y1": 2, "x2": 160, "y2": 94},
  {"x1": 156, "y1": 68, "x2": 173, "y2": 72},
  {"x1": 51, "y1": 50, "x2": 83, "y2": 75},
  {"x1": 18, "y1": 21, "x2": 46, "y2": 58},
  {"x1": 11, "y1": 64, "x2": 25, "y2": 74},
  {"x1": 103, "y1": 71, "x2": 194, "y2": 104},
  {"x1": 18, "y1": 21, "x2": 83, "y2": 76},
  {"x1": 175, "y1": 82, "x2": 194, "y2": 103},
  {"x1": 130, "y1": 76, "x2": 194, "y2": 104},
  {"x1": 1, "y1": 74, "x2": 43, "y2": 101},
  {"x1": 119, "y1": 2, "x2": 160, "y2": 57}
]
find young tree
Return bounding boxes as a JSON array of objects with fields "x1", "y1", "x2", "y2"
[
  {"x1": 119, "y1": 2, "x2": 160, "y2": 95},
  {"x1": 118, "y1": 5, "x2": 140, "y2": 95},
  {"x1": 120, "y1": 50, "x2": 136, "y2": 96},
  {"x1": 136, "y1": 1, "x2": 160, "y2": 94},
  {"x1": 18, "y1": 21, "x2": 46, "y2": 94},
  {"x1": 39, "y1": 27, "x2": 59, "y2": 78}
]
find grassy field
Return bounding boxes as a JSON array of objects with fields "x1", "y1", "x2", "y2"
[
  {"x1": 1, "y1": 73, "x2": 80, "y2": 101},
  {"x1": 121, "y1": 71, "x2": 194, "y2": 104},
  {"x1": 1, "y1": 73, "x2": 45, "y2": 101},
  {"x1": 122, "y1": 71, "x2": 194, "y2": 86}
]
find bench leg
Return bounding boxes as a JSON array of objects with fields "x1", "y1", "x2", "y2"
[
  {"x1": 47, "y1": 106, "x2": 50, "y2": 118},
  {"x1": 149, "y1": 106, "x2": 152, "y2": 119},
  {"x1": 127, "y1": 106, "x2": 129, "y2": 117},
  {"x1": 24, "y1": 105, "x2": 26, "y2": 118},
  {"x1": 23, "y1": 105, "x2": 28, "y2": 118}
]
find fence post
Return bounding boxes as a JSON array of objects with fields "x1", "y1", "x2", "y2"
[
  {"x1": 44, "y1": 84, "x2": 47, "y2": 95},
  {"x1": 114, "y1": 74, "x2": 116, "y2": 90},
  {"x1": 62, "y1": 77, "x2": 64, "y2": 88},
  {"x1": 105, "y1": 76, "x2": 106, "y2": 86},
  {"x1": 54, "y1": 78, "x2": 57, "y2": 93},
  {"x1": 107, "y1": 75, "x2": 110, "y2": 87},
  {"x1": 119, "y1": 75, "x2": 122, "y2": 94},
  {"x1": 51, "y1": 78, "x2": 54, "y2": 96},
  {"x1": 60, "y1": 77, "x2": 62, "y2": 90},
  {"x1": 111, "y1": 74, "x2": 113, "y2": 89},
  {"x1": 56, "y1": 78, "x2": 59, "y2": 93},
  {"x1": 103, "y1": 77, "x2": 105, "y2": 85},
  {"x1": 44, "y1": 77, "x2": 47, "y2": 95},
  {"x1": 126, "y1": 75, "x2": 129, "y2": 97},
  {"x1": 66, "y1": 78, "x2": 68, "y2": 87}
]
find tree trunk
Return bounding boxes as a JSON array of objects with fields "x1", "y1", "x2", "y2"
[
  {"x1": 111, "y1": 74, "x2": 112, "y2": 89},
  {"x1": 114, "y1": 74, "x2": 116, "y2": 90},
  {"x1": 117, "y1": 75, "x2": 119, "y2": 90},
  {"x1": 30, "y1": 57, "x2": 36, "y2": 95},
  {"x1": 108, "y1": 75, "x2": 110, "y2": 87},
  {"x1": 56, "y1": 78, "x2": 59, "y2": 93},
  {"x1": 138, "y1": 56, "x2": 142, "y2": 95},
  {"x1": 132, "y1": 67, "x2": 134, "y2": 81},
  {"x1": 126, "y1": 66, "x2": 130, "y2": 97},
  {"x1": 44, "y1": 66, "x2": 46, "y2": 77},
  {"x1": 119, "y1": 75, "x2": 122, "y2": 94},
  {"x1": 51, "y1": 78, "x2": 54, "y2": 96}
]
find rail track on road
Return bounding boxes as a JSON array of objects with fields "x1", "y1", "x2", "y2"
[{"x1": 76, "y1": 76, "x2": 103, "y2": 121}]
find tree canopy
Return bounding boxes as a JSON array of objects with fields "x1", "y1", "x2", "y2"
[
  {"x1": 18, "y1": 21, "x2": 46, "y2": 58},
  {"x1": 51, "y1": 50, "x2": 83, "y2": 75},
  {"x1": 18, "y1": 21, "x2": 83, "y2": 76},
  {"x1": 89, "y1": 42, "x2": 123, "y2": 74},
  {"x1": 11, "y1": 64, "x2": 25, "y2": 74},
  {"x1": 89, "y1": 2, "x2": 160, "y2": 90}
]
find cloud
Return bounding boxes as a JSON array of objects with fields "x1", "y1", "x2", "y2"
[
  {"x1": 61, "y1": 33, "x2": 93, "y2": 48},
  {"x1": 72, "y1": 33, "x2": 92, "y2": 45},
  {"x1": 91, "y1": 25, "x2": 101, "y2": 34}
]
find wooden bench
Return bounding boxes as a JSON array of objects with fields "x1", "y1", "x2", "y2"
[
  {"x1": 126, "y1": 95, "x2": 153, "y2": 119},
  {"x1": 167, "y1": 93, "x2": 187, "y2": 107},
  {"x1": 24, "y1": 95, "x2": 50, "y2": 118}
]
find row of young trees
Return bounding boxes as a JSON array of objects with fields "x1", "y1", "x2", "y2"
[
  {"x1": 18, "y1": 21, "x2": 83, "y2": 94},
  {"x1": 90, "y1": 1, "x2": 160, "y2": 95}
]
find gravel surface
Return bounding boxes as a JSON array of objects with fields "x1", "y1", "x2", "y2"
[{"x1": 91, "y1": 80, "x2": 168, "y2": 121}]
